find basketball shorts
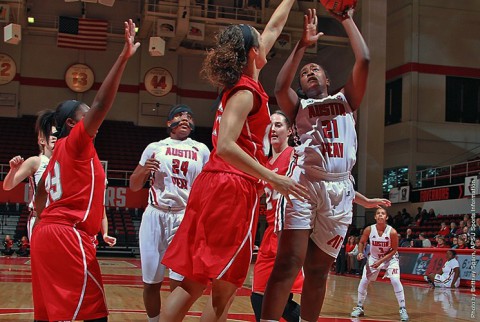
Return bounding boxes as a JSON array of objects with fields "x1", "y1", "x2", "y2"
[
  {"x1": 434, "y1": 274, "x2": 459, "y2": 288},
  {"x1": 162, "y1": 171, "x2": 259, "y2": 288},
  {"x1": 31, "y1": 219, "x2": 108, "y2": 321},
  {"x1": 278, "y1": 166, "x2": 354, "y2": 258},
  {"x1": 362, "y1": 255, "x2": 401, "y2": 281},
  {"x1": 139, "y1": 204, "x2": 185, "y2": 284}
]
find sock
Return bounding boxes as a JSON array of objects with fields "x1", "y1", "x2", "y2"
[
  {"x1": 391, "y1": 277, "x2": 406, "y2": 308},
  {"x1": 250, "y1": 292, "x2": 263, "y2": 322},
  {"x1": 357, "y1": 278, "x2": 369, "y2": 307},
  {"x1": 147, "y1": 314, "x2": 160, "y2": 322},
  {"x1": 282, "y1": 293, "x2": 301, "y2": 322}
]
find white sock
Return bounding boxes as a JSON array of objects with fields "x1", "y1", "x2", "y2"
[
  {"x1": 391, "y1": 277, "x2": 406, "y2": 308},
  {"x1": 147, "y1": 314, "x2": 160, "y2": 322},
  {"x1": 357, "y1": 278, "x2": 369, "y2": 307}
]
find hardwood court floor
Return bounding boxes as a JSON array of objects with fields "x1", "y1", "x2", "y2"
[{"x1": 0, "y1": 256, "x2": 476, "y2": 321}]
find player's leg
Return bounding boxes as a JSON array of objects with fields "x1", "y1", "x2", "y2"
[
  {"x1": 201, "y1": 279, "x2": 237, "y2": 321},
  {"x1": 300, "y1": 239, "x2": 335, "y2": 321},
  {"x1": 352, "y1": 257, "x2": 380, "y2": 317},
  {"x1": 387, "y1": 260, "x2": 409, "y2": 320},
  {"x1": 161, "y1": 278, "x2": 206, "y2": 322},
  {"x1": 261, "y1": 229, "x2": 310, "y2": 320}
]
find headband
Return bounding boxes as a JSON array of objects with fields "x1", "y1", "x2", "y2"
[
  {"x1": 55, "y1": 100, "x2": 82, "y2": 138},
  {"x1": 239, "y1": 24, "x2": 254, "y2": 54}
]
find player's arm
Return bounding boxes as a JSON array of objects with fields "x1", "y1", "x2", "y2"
[
  {"x1": 356, "y1": 226, "x2": 371, "y2": 261},
  {"x1": 354, "y1": 191, "x2": 392, "y2": 208},
  {"x1": 83, "y1": 20, "x2": 140, "y2": 137},
  {"x1": 34, "y1": 176, "x2": 47, "y2": 218},
  {"x1": 274, "y1": 9, "x2": 322, "y2": 122},
  {"x1": 451, "y1": 266, "x2": 460, "y2": 288},
  {"x1": 101, "y1": 209, "x2": 117, "y2": 247},
  {"x1": 216, "y1": 90, "x2": 308, "y2": 203},
  {"x1": 129, "y1": 152, "x2": 159, "y2": 192},
  {"x1": 261, "y1": 0, "x2": 296, "y2": 55},
  {"x1": 374, "y1": 228, "x2": 399, "y2": 267},
  {"x1": 3, "y1": 156, "x2": 39, "y2": 190},
  {"x1": 337, "y1": 9, "x2": 370, "y2": 111}
]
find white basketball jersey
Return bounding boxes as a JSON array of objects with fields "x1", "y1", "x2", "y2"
[
  {"x1": 28, "y1": 154, "x2": 50, "y2": 210},
  {"x1": 294, "y1": 92, "x2": 357, "y2": 174},
  {"x1": 369, "y1": 224, "x2": 398, "y2": 260},
  {"x1": 139, "y1": 137, "x2": 210, "y2": 209}
]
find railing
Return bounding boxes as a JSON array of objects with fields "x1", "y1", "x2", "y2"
[
  {"x1": 415, "y1": 159, "x2": 480, "y2": 188},
  {"x1": 0, "y1": 163, "x2": 133, "y2": 187}
]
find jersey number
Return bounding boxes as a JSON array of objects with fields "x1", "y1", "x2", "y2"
[
  {"x1": 172, "y1": 159, "x2": 189, "y2": 176},
  {"x1": 327, "y1": 234, "x2": 344, "y2": 250},
  {"x1": 45, "y1": 161, "x2": 63, "y2": 205},
  {"x1": 321, "y1": 119, "x2": 339, "y2": 139}
]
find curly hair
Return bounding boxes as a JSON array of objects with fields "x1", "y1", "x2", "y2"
[{"x1": 201, "y1": 24, "x2": 258, "y2": 89}]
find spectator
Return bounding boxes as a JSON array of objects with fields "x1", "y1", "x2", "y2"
[
  {"x1": 456, "y1": 236, "x2": 467, "y2": 249},
  {"x1": 475, "y1": 237, "x2": 480, "y2": 249},
  {"x1": 16, "y1": 236, "x2": 29, "y2": 257},
  {"x1": 414, "y1": 207, "x2": 422, "y2": 222},
  {"x1": 435, "y1": 235, "x2": 449, "y2": 248},
  {"x1": 424, "y1": 250, "x2": 460, "y2": 288},
  {"x1": 421, "y1": 209, "x2": 429, "y2": 222},
  {"x1": 455, "y1": 221, "x2": 465, "y2": 236},
  {"x1": 449, "y1": 222, "x2": 457, "y2": 237},
  {"x1": 400, "y1": 228, "x2": 414, "y2": 247},
  {"x1": 402, "y1": 208, "x2": 412, "y2": 226},
  {"x1": 451, "y1": 236, "x2": 459, "y2": 249},
  {"x1": 466, "y1": 219, "x2": 474, "y2": 235},
  {"x1": 475, "y1": 217, "x2": 480, "y2": 237},
  {"x1": 393, "y1": 211, "x2": 403, "y2": 229},
  {"x1": 463, "y1": 214, "x2": 471, "y2": 222},
  {"x1": 437, "y1": 222, "x2": 449, "y2": 238},
  {"x1": 419, "y1": 233, "x2": 432, "y2": 248},
  {"x1": 1, "y1": 235, "x2": 14, "y2": 256},
  {"x1": 427, "y1": 208, "x2": 436, "y2": 219},
  {"x1": 346, "y1": 236, "x2": 358, "y2": 274}
]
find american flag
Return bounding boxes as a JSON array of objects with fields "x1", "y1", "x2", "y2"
[{"x1": 57, "y1": 16, "x2": 108, "y2": 51}]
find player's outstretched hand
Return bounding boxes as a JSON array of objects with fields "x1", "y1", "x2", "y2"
[
  {"x1": 365, "y1": 198, "x2": 392, "y2": 209},
  {"x1": 300, "y1": 9, "x2": 323, "y2": 48},
  {"x1": 123, "y1": 19, "x2": 141, "y2": 59},
  {"x1": 270, "y1": 174, "x2": 309, "y2": 205}
]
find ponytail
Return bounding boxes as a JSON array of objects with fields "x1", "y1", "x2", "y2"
[{"x1": 35, "y1": 109, "x2": 56, "y2": 142}]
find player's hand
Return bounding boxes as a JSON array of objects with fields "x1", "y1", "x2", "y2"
[
  {"x1": 270, "y1": 174, "x2": 309, "y2": 205},
  {"x1": 123, "y1": 19, "x2": 141, "y2": 59},
  {"x1": 9, "y1": 156, "x2": 24, "y2": 170},
  {"x1": 330, "y1": 7, "x2": 354, "y2": 22},
  {"x1": 103, "y1": 234, "x2": 117, "y2": 247},
  {"x1": 365, "y1": 198, "x2": 392, "y2": 209},
  {"x1": 300, "y1": 9, "x2": 323, "y2": 48},
  {"x1": 371, "y1": 261, "x2": 381, "y2": 269},
  {"x1": 144, "y1": 152, "x2": 160, "y2": 174},
  {"x1": 357, "y1": 252, "x2": 365, "y2": 261}
]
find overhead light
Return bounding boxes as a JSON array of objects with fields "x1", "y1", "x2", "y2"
[
  {"x1": 135, "y1": 26, "x2": 139, "y2": 33},
  {"x1": 28, "y1": 17, "x2": 35, "y2": 24}
]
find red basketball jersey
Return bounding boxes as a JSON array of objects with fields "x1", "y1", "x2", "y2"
[
  {"x1": 203, "y1": 75, "x2": 271, "y2": 182},
  {"x1": 41, "y1": 120, "x2": 106, "y2": 236}
]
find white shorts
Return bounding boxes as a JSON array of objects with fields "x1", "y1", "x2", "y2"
[
  {"x1": 434, "y1": 274, "x2": 460, "y2": 288},
  {"x1": 362, "y1": 254, "x2": 400, "y2": 281},
  {"x1": 139, "y1": 204, "x2": 184, "y2": 284},
  {"x1": 277, "y1": 166, "x2": 354, "y2": 258}
]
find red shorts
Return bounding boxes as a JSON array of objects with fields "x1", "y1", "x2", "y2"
[
  {"x1": 162, "y1": 171, "x2": 259, "y2": 287},
  {"x1": 31, "y1": 219, "x2": 108, "y2": 321},
  {"x1": 252, "y1": 226, "x2": 303, "y2": 293}
]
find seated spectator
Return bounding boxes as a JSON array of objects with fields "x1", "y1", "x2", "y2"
[
  {"x1": 455, "y1": 221, "x2": 465, "y2": 236},
  {"x1": 466, "y1": 219, "x2": 474, "y2": 235},
  {"x1": 475, "y1": 237, "x2": 480, "y2": 249},
  {"x1": 393, "y1": 211, "x2": 403, "y2": 229},
  {"x1": 451, "y1": 236, "x2": 459, "y2": 249},
  {"x1": 476, "y1": 217, "x2": 480, "y2": 237},
  {"x1": 1, "y1": 235, "x2": 14, "y2": 256},
  {"x1": 424, "y1": 250, "x2": 460, "y2": 288},
  {"x1": 16, "y1": 236, "x2": 29, "y2": 257},
  {"x1": 435, "y1": 235, "x2": 449, "y2": 248},
  {"x1": 410, "y1": 239, "x2": 423, "y2": 248},
  {"x1": 400, "y1": 228, "x2": 415, "y2": 247},
  {"x1": 419, "y1": 233, "x2": 432, "y2": 247},
  {"x1": 345, "y1": 236, "x2": 356, "y2": 274},
  {"x1": 456, "y1": 236, "x2": 467, "y2": 249},
  {"x1": 427, "y1": 208, "x2": 436, "y2": 219},
  {"x1": 414, "y1": 207, "x2": 422, "y2": 223},
  {"x1": 437, "y1": 222, "x2": 450, "y2": 238},
  {"x1": 449, "y1": 222, "x2": 457, "y2": 237},
  {"x1": 463, "y1": 214, "x2": 471, "y2": 222}
]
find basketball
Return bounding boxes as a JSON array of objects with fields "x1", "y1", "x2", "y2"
[{"x1": 319, "y1": 0, "x2": 358, "y2": 16}]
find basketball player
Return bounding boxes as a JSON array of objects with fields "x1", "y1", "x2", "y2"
[
  {"x1": 31, "y1": 20, "x2": 139, "y2": 322},
  {"x1": 251, "y1": 111, "x2": 303, "y2": 322},
  {"x1": 261, "y1": 8, "x2": 370, "y2": 321},
  {"x1": 424, "y1": 249, "x2": 460, "y2": 288},
  {"x1": 161, "y1": 1, "x2": 308, "y2": 321},
  {"x1": 351, "y1": 207, "x2": 409, "y2": 321},
  {"x1": 129, "y1": 104, "x2": 210, "y2": 322},
  {"x1": 3, "y1": 113, "x2": 56, "y2": 239}
]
